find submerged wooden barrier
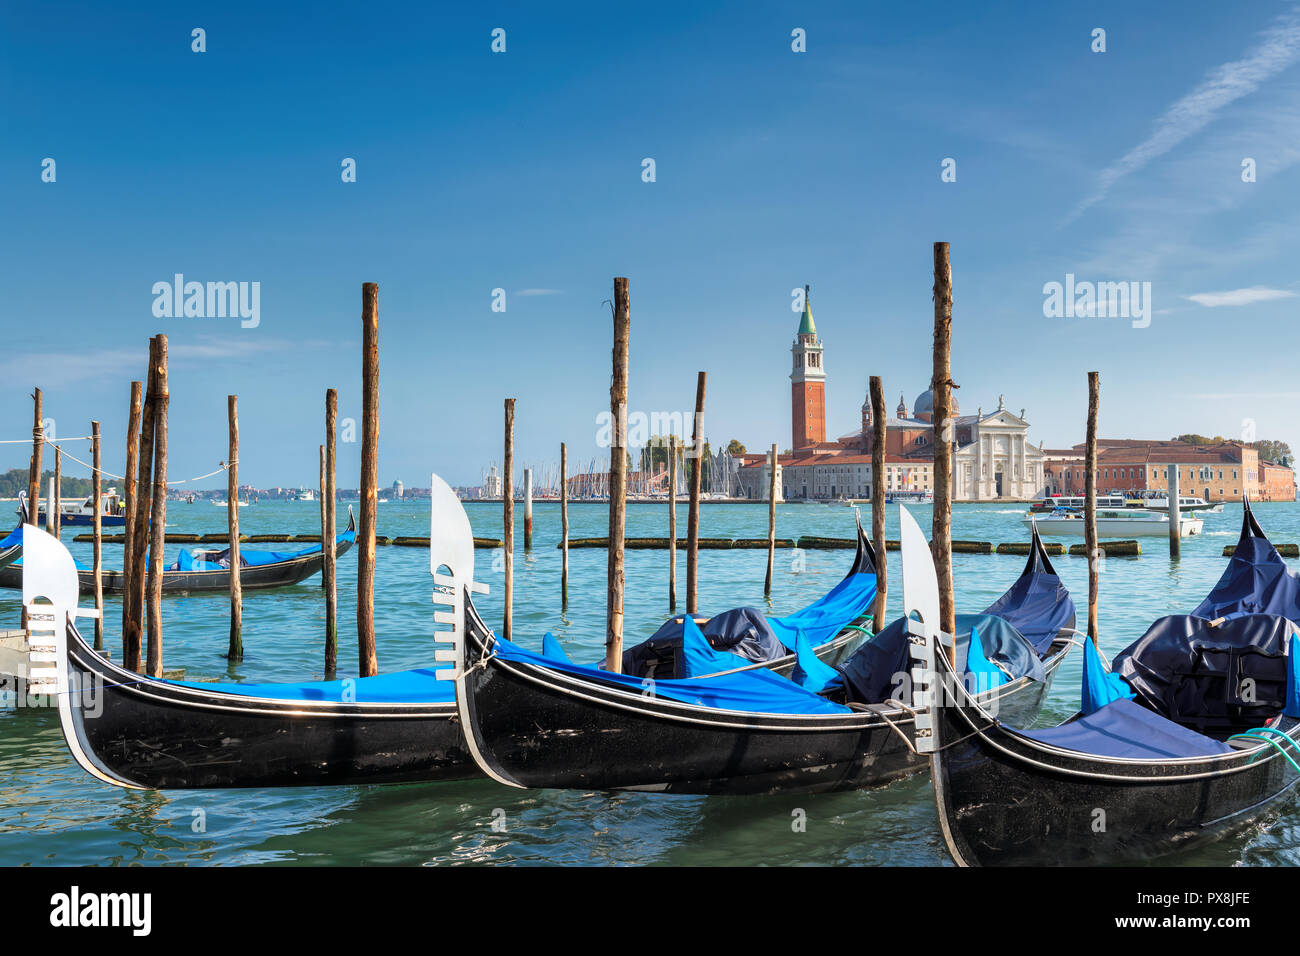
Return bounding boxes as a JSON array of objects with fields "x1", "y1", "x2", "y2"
[
  {"x1": 76, "y1": 533, "x2": 507, "y2": 548},
  {"x1": 1070, "y1": 540, "x2": 1142, "y2": 557},
  {"x1": 1225, "y1": 543, "x2": 1299, "y2": 557}
]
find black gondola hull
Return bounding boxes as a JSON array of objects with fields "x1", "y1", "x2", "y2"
[
  {"x1": 460, "y1": 608, "x2": 1068, "y2": 795},
  {"x1": 62, "y1": 634, "x2": 468, "y2": 789},
  {"x1": 0, "y1": 536, "x2": 354, "y2": 595},
  {"x1": 930, "y1": 663, "x2": 1300, "y2": 866}
]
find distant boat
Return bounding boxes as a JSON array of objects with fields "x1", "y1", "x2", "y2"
[
  {"x1": 1025, "y1": 508, "x2": 1203, "y2": 537},
  {"x1": 295, "y1": 488, "x2": 316, "y2": 502},
  {"x1": 18, "y1": 490, "x2": 126, "y2": 528}
]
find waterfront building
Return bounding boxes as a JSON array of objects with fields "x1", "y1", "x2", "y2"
[
  {"x1": 392, "y1": 479, "x2": 404, "y2": 499},
  {"x1": 483, "y1": 465, "x2": 502, "y2": 498}
]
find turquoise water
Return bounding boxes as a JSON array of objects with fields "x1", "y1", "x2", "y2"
[{"x1": 1, "y1": 498, "x2": 1297, "y2": 866}]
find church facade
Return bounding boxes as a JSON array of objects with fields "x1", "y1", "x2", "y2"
[{"x1": 738, "y1": 291, "x2": 1048, "y2": 500}]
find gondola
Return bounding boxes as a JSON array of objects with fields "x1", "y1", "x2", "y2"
[
  {"x1": 453, "y1": 507, "x2": 1077, "y2": 796},
  {"x1": 929, "y1": 499, "x2": 1300, "y2": 866},
  {"x1": 0, "y1": 525, "x2": 19, "y2": 570},
  {"x1": 0, "y1": 512, "x2": 355, "y2": 595},
  {"x1": 32, "y1": 476, "x2": 878, "y2": 790}
]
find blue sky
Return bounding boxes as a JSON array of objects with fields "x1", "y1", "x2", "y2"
[{"x1": 3, "y1": 1, "x2": 1300, "y2": 488}]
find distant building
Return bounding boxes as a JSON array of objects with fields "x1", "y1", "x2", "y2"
[
  {"x1": 789, "y1": 285, "x2": 826, "y2": 450},
  {"x1": 392, "y1": 479, "x2": 404, "y2": 499},
  {"x1": 1037, "y1": 439, "x2": 1295, "y2": 502},
  {"x1": 483, "y1": 465, "x2": 502, "y2": 498}
]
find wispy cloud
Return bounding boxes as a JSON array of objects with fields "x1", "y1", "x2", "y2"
[
  {"x1": 1184, "y1": 287, "x2": 1298, "y2": 307},
  {"x1": 515, "y1": 288, "x2": 564, "y2": 297},
  {"x1": 1068, "y1": 6, "x2": 1300, "y2": 223},
  {"x1": 0, "y1": 335, "x2": 301, "y2": 386}
]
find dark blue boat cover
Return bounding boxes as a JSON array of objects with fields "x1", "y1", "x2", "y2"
[
  {"x1": 1020, "y1": 698, "x2": 1233, "y2": 759},
  {"x1": 1113, "y1": 613, "x2": 1296, "y2": 735},
  {"x1": 981, "y1": 528, "x2": 1076, "y2": 655},
  {"x1": 494, "y1": 635, "x2": 852, "y2": 715},
  {"x1": 836, "y1": 613, "x2": 1044, "y2": 705},
  {"x1": 1193, "y1": 501, "x2": 1300, "y2": 622},
  {"x1": 620, "y1": 572, "x2": 876, "y2": 679},
  {"x1": 680, "y1": 614, "x2": 755, "y2": 676}
]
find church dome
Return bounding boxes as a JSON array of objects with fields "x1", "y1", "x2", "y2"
[{"x1": 913, "y1": 389, "x2": 958, "y2": 419}]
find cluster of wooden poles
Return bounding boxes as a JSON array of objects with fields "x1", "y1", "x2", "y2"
[
  {"x1": 489, "y1": 246, "x2": 1112, "y2": 674},
  {"x1": 23, "y1": 284, "x2": 390, "y2": 680}
]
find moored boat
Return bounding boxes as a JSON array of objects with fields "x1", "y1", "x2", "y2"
[
  {"x1": 0, "y1": 512, "x2": 356, "y2": 595},
  {"x1": 32, "y1": 475, "x2": 885, "y2": 790},
  {"x1": 18, "y1": 489, "x2": 126, "y2": 528},
  {"x1": 452, "y1": 508, "x2": 1076, "y2": 796},
  {"x1": 929, "y1": 499, "x2": 1300, "y2": 866},
  {"x1": 1025, "y1": 507, "x2": 1202, "y2": 537}
]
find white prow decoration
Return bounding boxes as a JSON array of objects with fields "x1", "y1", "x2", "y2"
[
  {"x1": 21, "y1": 523, "x2": 100, "y2": 697},
  {"x1": 899, "y1": 504, "x2": 942, "y2": 753},
  {"x1": 428, "y1": 472, "x2": 487, "y2": 681}
]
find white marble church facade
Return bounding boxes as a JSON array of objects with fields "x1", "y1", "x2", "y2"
[{"x1": 952, "y1": 398, "x2": 1044, "y2": 500}]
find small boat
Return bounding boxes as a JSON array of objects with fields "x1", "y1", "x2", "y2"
[
  {"x1": 1028, "y1": 493, "x2": 1127, "y2": 513},
  {"x1": 1125, "y1": 493, "x2": 1224, "y2": 514},
  {"x1": 32, "y1": 476, "x2": 880, "y2": 790},
  {"x1": 295, "y1": 488, "x2": 316, "y2": 502},
  {"x1": 452, "y1": 511, "x2": 1076, "y2": 795},
  {"x1": 18, "y1": 489, "x2": 126, "y2": 528},
  {"x1": 929, "y1": 500, "x2": 1300, "y2": 866},
  {"x1": 1025, "y1": 507, "x2": 1202, "y2": 537},
  {"x1": 0, "y1": 512, "x2": 356, "y2": 595}
]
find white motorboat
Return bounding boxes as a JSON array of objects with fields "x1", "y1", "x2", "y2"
[
  {"x1": 1124, "y1": 493, "x2": 1224, "y2": 514},
  {"x1": 1024, "y1": 508, "x2": 1203, "y2": 537}
]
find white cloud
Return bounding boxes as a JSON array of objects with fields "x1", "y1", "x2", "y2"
[
  {"x1": 514, "y1": 288, "x2": 564, "y2": 297},
  {"x1": 1184, "y1": 287, "x2": 1298, "y2": 307},
  {"x1": 1069, "y1": 6, "x2": 1300, "y2": 222}
]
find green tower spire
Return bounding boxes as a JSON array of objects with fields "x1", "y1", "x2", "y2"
[{"x1": 798, "y1": 284, "x2": 816, "y2": 336}]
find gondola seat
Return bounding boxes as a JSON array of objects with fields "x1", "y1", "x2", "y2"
[
  {"x1": 1020, "y1": 699, "x2": 1233, "y2": 759},
  {"x1": 1113, "y1": 614, "x2": 1295, "y2": 738}
]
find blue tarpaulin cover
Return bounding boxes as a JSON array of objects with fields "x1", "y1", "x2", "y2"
[
  {"x1": 493, "y1": 635, "x2": 853, "y2": 715},
  {"x1": 0, "y1": 526, "x2": 20, "y2": 550},
  {"x1": 1287, "y1": 634, "x2": 1300, "y2": 719},
  {"x1": 680, "y1": 614, "x2": 749, "y2": 677},
  {"x1": 981, "y1": 528, "x2": 1076, "y2": 655},
  {"x1": 1020, "y1": 698, "x2": 1233, "y2": 759},
  {"x1": 170, "y1": 526, "x2": 356, "y2": 572},
  {"x1": 1081, "y1": 634, "x2": 1135, "y2": 715},
  {"x1": 836, "y1": 613, "x2": 1044, "y2": 705},
  {"x1": 965, "y1": 625, "x2": 1008, "y2": 688},
  {"x1": 542, "y1": 632, "x2": 570, "y2": 662},
  {"x1": 1193, "y1": 502, "x2": 1300, "y2": 622},
  {"x1": 170, "y1": 665, "x2": 454, "y2": 703},
  {"x1": 620, "y1": 572, "x2": 876, "y2": 679},
  {"x1": 791, "y1": 629, "x2": 842, "y2": 692}
]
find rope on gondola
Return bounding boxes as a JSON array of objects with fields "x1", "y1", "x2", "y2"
[{"x1": 1229, "y1": 728, "x2": 1300, "y2": 776}]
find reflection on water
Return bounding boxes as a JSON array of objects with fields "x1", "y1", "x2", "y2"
[{"x1": 0, "y1": 499, "x2": 1296, "y2": 865}]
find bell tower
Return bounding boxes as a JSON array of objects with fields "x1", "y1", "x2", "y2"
[{"x1": 790, "y1": 284, "x2": 826, "y2": 450}]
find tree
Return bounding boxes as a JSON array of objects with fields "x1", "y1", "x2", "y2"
[
  {"x1": 1171, "y1": 433, "x2": 1224, "y2": 446},
  {"x1": 725, "y1": 439, "x2": 746, "y2": 457},
  {"x1": 1253, "y1": 439, "x2": 1294, "y2": 465}
]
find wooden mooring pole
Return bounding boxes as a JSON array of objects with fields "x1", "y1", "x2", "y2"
[
  {"x1": 1168, "y1": 461, "x2": 1182, "y2": 560},
  {"x1": 503, "y1": 398, "x2": 515, "y2": 641},
  {"x1": 668, "y1": 434, "x2": 677, "y2": 611},
  {"x1": 324, "y1": 388, "x2": 338, "y2": 674},
  {"x1": 687, "y1": 371, "x2": 707, "y2": 615},
  {"x1": 607, "y1": 276, "x2": 630, "y2": 671},
  {"x1": 53, "y1": 446, "x2": 61, "y2": 538},
  {"x1": 227, "y1": 395, "x2": 243, "y2": 662},
  {"x1": 91, "y1": 421, "x2": 103, "y2": 651},
  {"x1": 1085, "y1": 371, "x2": 1100, "y2": 642},
  {"x1": 870, "y1": 375, "x2": 887, "y2": 633},
  {"x1": 560, "y1": 442, "x2": 569, "y2": 610},
  {"x1": 764, "y1": 443, "x2": 778, "y2": 596},
  {"x1": 145, "y1": 334, "x2": 169, "y2": 678},
  {"x1": 931, "y1": 242, "x2": 956, "y2": 661},
  {"x1": 46, "y1": 475, "x2": 54, "y2": 534},
  {"x1": 524, "y1": 468, "x2": 534, "y2": 551},
  {"x1": 121, "y1": 380, "x2": 142, "y2": 668},
  {"x1": 357, "y1": 283, "x2": 379, "y2": 678},
  {"x1": 125, "y1": 339, "x2": 160, "y2": 672},
  {"x1": 26, "y1": 388, "x2": 42, "y2": 524}
]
